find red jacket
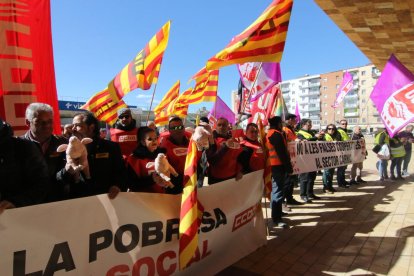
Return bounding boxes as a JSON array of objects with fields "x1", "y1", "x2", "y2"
[
  {"x1": 208, "y1": 136, "x2": 243, "y2": 181},
  {"x1": 240, "y1": 139, "x2": 265, "y2": 172},
  {"x1": 110, "y1": 128, "x2": 138, "y2": 160}
]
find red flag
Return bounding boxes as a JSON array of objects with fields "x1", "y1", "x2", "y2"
[{"x1": 0, "y1": 0, "x2": 61, "y2": 135}]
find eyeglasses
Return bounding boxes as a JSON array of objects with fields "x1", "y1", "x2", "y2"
[
  {"x1": 169, "y1": 125, "x2": 184, "y2": 131},
  {"x1": 119, "y1": 115, "x2": 130, "y2": 119}
]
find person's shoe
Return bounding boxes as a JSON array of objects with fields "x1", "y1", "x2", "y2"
[
  {"x1": 301, "y1": 196, "x2": 312, "y2": 203},
  {"x1": 323, "y1": 188, "x2": 333, "y2": 194},
  {"x1": 338, "y1": 184, "x2": 350, "y2": 188},
  {"x1": 286, "y1": 198, "x2": 303, "y2": 205},
  {"x1": 397, "y1": 176, "x2": 405, "y2": 180},
  {"x1": 356, "y1": 177, "x2": 367, "y2": 183},
  {"x1": 308, "y1": 194, "x2": 321, "y2": 200},
  {"x1": 272, "y1": 219, "x2": 288, "y2": 228},
  {"x1": 402, "y1": 171, "x2": 410, "y2": 177},
  {"x1": 281, "y1": 212, "x2": 289, "y2": 217},
  {"x1": 330, "y1": 187, "x2": 337, "y2": 192},
  {"x1": 349, "y1": 180, "x2": 358, "y2": 185},
  {"x1": 378, "y1": 177, "x2": 384, "y2": 181},
  {"x1": 384, "y1": 175, "x2": 389, "y2": 180},
  {"x1": 390, "y1": 175, "x2": 397, "y2": 181},
  {"x1": 282, "y1": 204, "x2": 291, "y2": 212}
]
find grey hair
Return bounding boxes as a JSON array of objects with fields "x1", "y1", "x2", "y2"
[{"x1": 25, "y1": 103, "x2": 54, "y2": 121}]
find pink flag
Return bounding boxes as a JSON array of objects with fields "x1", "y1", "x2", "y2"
[
  {"x1": 370, "y1": 54, "x2": 414, "y2": 137},
  {"x1": 332, "y1": 71, "x2": 353, "y2": 108},
  {"x1": 247, "y1": 85, "x2": 279, "y2": 125},
  {"x1": 208, "y1": 96, "x2": 236, "y2": 125},
  {"x1": 238, "y1": 62, "x2": 281, "y2": 102},
  {"x1": 295, "y1": 101, "x2": 301, "y2": 124}
]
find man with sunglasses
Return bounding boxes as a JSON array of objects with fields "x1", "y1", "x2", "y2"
[
  {"x1": 337, "y1": 119, "x2": 351, "y2": 188},
  {"x1": 159, "y1": 116, "x2": 190, "y2": 194},
  {"x1": 110, "y1": 108, "x2": 138, "y2": 160}
]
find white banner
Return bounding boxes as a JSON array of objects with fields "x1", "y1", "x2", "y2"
[
  {"x1": 289, "y1": 139, "x2": 367, "y2": 174},
  {"x1": 0, "y1": 171, "x2": 266, "y2": 276}
]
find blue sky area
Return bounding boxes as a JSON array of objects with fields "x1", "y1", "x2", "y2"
[{"x1": 51, "y1": 0, "x2": 370, "y2": 113}]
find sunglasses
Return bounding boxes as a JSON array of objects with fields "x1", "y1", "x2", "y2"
[
  {"x1": 327, "y1": 127, "x2": 334, "y2": 130},
  {"x1": 341, "y1": 123, "x2": 347, "y2": 125},
  {"x1": 170, "y1": 125, "x2": 184, "y2": 131},
  {"x1": 119, "y1": 115, "x2": 130, "y2": 119}
]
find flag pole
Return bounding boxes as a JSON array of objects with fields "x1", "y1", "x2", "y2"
[{"x1": 146, "y1": 82, "x2": 158, "y2": 123}]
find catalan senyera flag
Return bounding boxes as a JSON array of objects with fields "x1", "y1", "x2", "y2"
[
  {"x1": 80, "y1": 88, "x2": 127, "y2": 126},
  {"x1": 107, "y1": 21, "x2": 171, "y2": 102},
  {"x1": 154, "y1": 80, "x2": 180, "y2": 113},
  {"x1": 206, "y1": 0, "x2": 293, "y2": 70},
  {"x1": 184, "y1": 68, "x2": 219, "y2": 104},
  {"x1": 257, "y1": 118, "x2": 272, "y2": 199},
  {"x1": 179, "y1": 140, "x2": 204, "y2": 270}
]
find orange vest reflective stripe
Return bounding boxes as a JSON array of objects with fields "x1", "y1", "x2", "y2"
[{"x1": 265, "y1": 129, "x2": 286, "y2": 166}]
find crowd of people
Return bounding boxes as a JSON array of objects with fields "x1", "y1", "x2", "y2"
[{"x1": 0, "y1": 102, "x2": 413, "y2": 230}]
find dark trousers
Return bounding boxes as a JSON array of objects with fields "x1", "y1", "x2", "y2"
[
  {"x1": 271, "y1": 165, "x2": 286, "y2": 221},
  {"x1": 390, "y1": 157, "x2": 403, "y2": 177},
  {"x1": 283, "y1": 175, "x2": 296, "y2": 201},
  {"x1": 403, "y1": 150, "x2": 412, "y2": 171},
  {"x1": 299, "y1": 171, "x2": 317, "y2": 197},
  {"x1": 336, "y1": 166, "x2": 347, "y2": 186},
  {"x1": 323, "y1": 168, "x2": 335, "y2": 189}
]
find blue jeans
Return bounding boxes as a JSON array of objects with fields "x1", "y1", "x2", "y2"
[
  {"x1": 390, "y1": 157, "x2": 403, "y2": 177},
  {"x1": 403, "y1": 150, "x2": 412, "y2": 171},
  {"x1": 271, "y1": 166, "x2": 286, "y2": 221},
  {"x1": 378, "y1": 159, "x2": 389, "y2": 178},
  {"x1": 323, "y1": 168, "x2": 335, "y2": 189}
]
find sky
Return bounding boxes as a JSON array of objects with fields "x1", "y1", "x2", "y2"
[{"x1": 51, "y1": 0, "x2": 370, "y2": 113}]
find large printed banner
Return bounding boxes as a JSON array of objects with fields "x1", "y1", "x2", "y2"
[
  {"x1": 289, "y1": 139, "x2": 367, "y2": 174},
  {"x1": 0, "y1": 0, "x2": 60, "y2": 135},
  {"x1": 0, "y1": 171, "x2": 266, "y2": 275}
]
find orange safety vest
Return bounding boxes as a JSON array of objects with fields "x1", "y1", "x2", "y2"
[
  {"x1": 265, "y1": 129, "x2": 286, "y2": 166},
  {"x1": 283, "y1": 126, "x2": 297, "y2": 142}
]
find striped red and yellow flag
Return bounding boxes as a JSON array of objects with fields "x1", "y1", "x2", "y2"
[
  {"x1": 206, "y1": 0, "x2": 292, "y2": 70},
  {"x1": 184, "y1": 67, "x2": 219, "y2": 104},
  {"x1": 154, "y1": 80, "x2": 180, "y2": 113},
  {"x1": 80, "y1": 88, "x2": 127, "y2": 126},
  {"x1": 179, "y1": 140, "x2": 204, "y2": 270},
  {"x1": 257, "y1": 117, "x2": 272, "y2": 199},
  {"x1": 108, "y1": 21, "x2": 171, "y2": 102}
]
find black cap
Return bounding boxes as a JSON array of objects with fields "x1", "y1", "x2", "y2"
[{"x1": 286, "y1": 113, "x2": 297, "y2": 120}]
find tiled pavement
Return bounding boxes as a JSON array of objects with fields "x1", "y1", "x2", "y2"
[{"x1": 219, "y1": 147, "x2": 414, "y2": 275}]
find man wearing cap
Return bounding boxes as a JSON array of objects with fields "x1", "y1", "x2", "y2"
[
  {"x1": 110, "y1": 108, "x2": 138, "y2": 160},
  {"x1": 283, "y1": 114, "x2": 302, "y2": 206},
  {"x1": 266, "y1": 116, "x2": 293, "y2": 228},
  {"x1": 0, "y1": 118, "x2": 49, "y2": 213},
  {"x1": 159, "y1": 116, "x2": 190, "y2": 194}
]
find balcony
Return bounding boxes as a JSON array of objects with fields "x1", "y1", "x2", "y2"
[
  {"x1": 301, "y1": 82, "x2": 310, "y2": 88},
  {"x1": 308, "y1": 105, "x2": 321, "y2": 112},
  {"x1": 309, "y1": 82, "x2": 321, "y2": 88},
  {"x1": 308, "y1": 90, "x2": 320, "y2": 96},
  {"x1": 344, "y1": 102, "x2": 358, "y2": 108},
  {"x1": 345, "y1": 93, "x2": 358, "y2": 99},
  {"x1": 344, "y1": 112, "x2": 359, "y2": 117}
]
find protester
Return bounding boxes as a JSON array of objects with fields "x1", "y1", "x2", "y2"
[
  {"x1": 297, "y1": 119, "x2": 324, "y2": 203},
  {"x1": 336, "y1": 119, "x2": 350, "y2": 187},
  {"x1": 21, "y1": 103, "x2": 69, "y2": 202},
  {"x1": 239, "y1": 123, "x2": 265, "y2": 174},
  {"x1": 398, "y1": 125, "x2": 414, "y2": 177},
  {"x1": 0, "y1": 118, "x2": 49, "y2": 213},
  {"x1": 375, "y1": 128, "x2": 390, "y2": 181},
  {"x1": 63, "y1": 124, "x2": 73, "y2": 139},
  {"x1": 266, "y1": 116, "x2": 293, "y2": 228},
  {"x1": 208, "y1": 117, "x2": 243, "y2": 185},
  {"x1": 110, "y1": 108, "x2": 138, "y2": 160},
  {"x1": 159, "y1": 116, "x2": 190, "y2": 194},
  {"x1": 126, "y1": 126, "x2": 173, "y2": 193},
  {"x1": 71, "y1": 112, "x2": 126, "y2": 198},
  {"x1": 147, "y1": 120, "x2": 160, "y2": 137},
  {"x1": 349, "y1": 126, "x2": 367, "y2": 185},
  {"x1": 322, "y1": 124, "x2": 341, "y2": 193},
  {"x1": 389, "y1": 135, "x2": 406, "y2": 180},
  {"x1": 282, "y1": 114, "x2": 302, "y2": 205}
]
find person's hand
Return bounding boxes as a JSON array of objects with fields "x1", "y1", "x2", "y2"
[
  {"x1": 0, "y1": 200, "x2": 15, "y2": 214},
  {"x1": 108, "y1": 186, "x2": 121, "y2": 199},
  {"x1": 65, "y1": 163, "x2": 81, "y2": 182},
  {"x1": 152, "y1": 173, "x2": 174, "y2": 188}
]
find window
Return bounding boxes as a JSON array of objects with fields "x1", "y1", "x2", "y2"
[
  {"x1": 362, "y1": 118, "x2": 366, "y2": 123},
  {"x1": 361, "y1": 71, "x2": 366, "y2": 76},
  {"x1": 336, "y1": 76, "x2": 339, "y2": 80},
  {"x1": 324, "y1": 95, "x2": 328, "y2": 98},
  {"x1": 323, "y1": 77, "x2": 327, "y2": 82},
  {"x1": 337, "y1": 111, "x2": 341, "y2": 115},
  {"x1": 361, "y1": 80, "x2": 366, "y2": 85},
  {"x1": 336, "y1": 84, "x2": 340, "y2": 89},
  {"x1": 361, "y1": 89, "x2": 366, "y2": 95},
  {"x1": 323, "y1": 86, "x2": 327, "y2": 91},
  {"x1": 324, "y1": 112, "x2": 328, "y2": 115},
  {"x1": 324, "y1": 103, "x2": 327, "y2": 107}
]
